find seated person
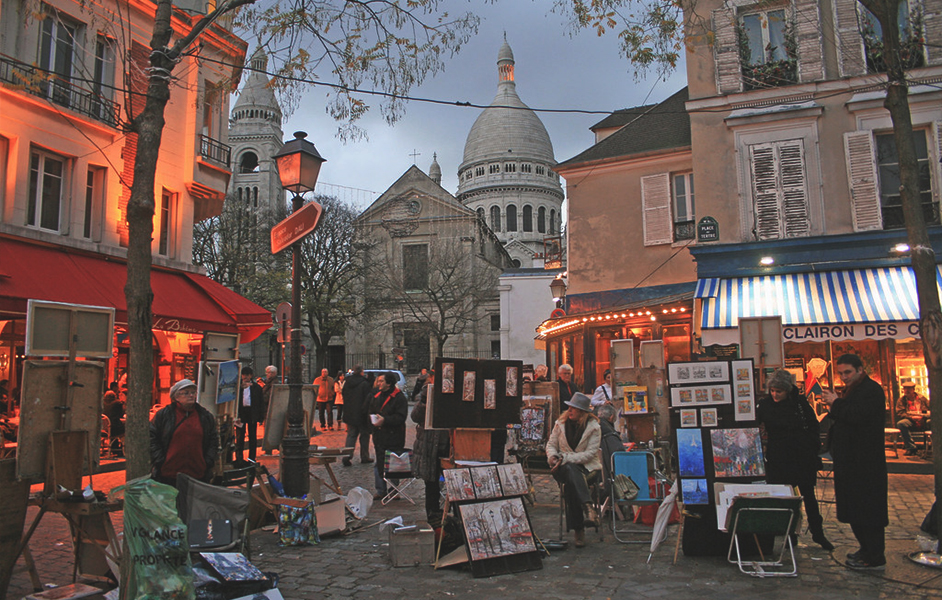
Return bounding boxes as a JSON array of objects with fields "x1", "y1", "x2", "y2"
[
  {"x1": 546, "y1": 392, "x2": 602, "y2": 548},
  {"x1": 896, "y1": 381, "x2": 930, "y2": 455},
  {"x1": 597, "y1": 403, "x2": 623, "y2": 500}
]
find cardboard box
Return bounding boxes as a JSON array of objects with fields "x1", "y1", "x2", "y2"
[
  {"x1": 315, "y1": 498, "x2": 346, "y2": 537},
  {"x1": 388, "y1": 521, "x2": 435, "y2": 567}
]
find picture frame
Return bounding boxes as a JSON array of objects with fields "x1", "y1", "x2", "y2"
[
  {"x1": 681, "y1": 478, "x2": 710, "y2": 505},
  {"x1": 506, "y1": 367, "x2": 519, "y2": 397},
  {"x1": 441, "y1": 362, "x2": 455, "y2": 393},
  {"x1": 484, "y1": 379, "x2": 496, "y2": 409},
  {"x1": 639, "y1": 340, "x2": 665, "y2": 369},
  {"x1": 443, "y1": 468, "x2": 476, "y2": 502},
  {"x1": 731, "y1": 359, "x2": 756, "y2": 421},
  {"x1": 458, "y1": 498, "x2": 537, "y2": 561},
  {"x1": 670, "y1": 384, "x2": 731, "y2": 407},
  {"x1": 497, "y1": 464, "x2": 528, "y2": 496},
  {"x1": 677, "y1": 428, "x2": 705, "y2": 477},
  {"x1": 470, "y1": 465, "x2": 502, "y2": 499},
  {"x1": 462, "y1": 371, "x2": 476, "y2": 402},
  {"x1": 668, "y1": 361, "x2": 729, "y2": 385},
  {"x1": 700, "y1": 408, "x2": 718, "y2": 427},
  {"x1": 710, "y1": 428, "x2": 765, "y2": 478},
  {"x1": 680, "y1": 409, "x2": 698, "y2": 427},
  {"x1": 216, "y1": 360, "x2": 241, "y2": 405}
]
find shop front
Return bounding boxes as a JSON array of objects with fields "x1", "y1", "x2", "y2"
[{"x1": 0, "y1": 235, "x2": 272, "y2": 412}]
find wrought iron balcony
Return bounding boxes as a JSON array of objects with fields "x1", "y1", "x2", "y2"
[
  {"x1": 0, "y1": 54, "x2": 120, "y2": 127},
  {"x1": 199, "y1": 134, "x2": 231, "y2": 167}
]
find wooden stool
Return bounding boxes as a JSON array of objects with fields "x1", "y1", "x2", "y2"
[{"x1": 884, "y1": 428, "x2": 900, "y2": 458}]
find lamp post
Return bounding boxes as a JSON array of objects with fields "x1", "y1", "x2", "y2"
[
  {"x1": 550, "y1": 276, "x2": 567, "y2": 309},
  {"x1": 272, "y1": 131, "x2": 326, "y2": 498}
]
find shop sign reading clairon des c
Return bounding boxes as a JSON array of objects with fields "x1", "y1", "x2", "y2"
[{"x1": 782, "y1": 321, "x2": 921, "y2": 342}]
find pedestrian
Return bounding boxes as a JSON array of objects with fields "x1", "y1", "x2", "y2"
[
  {"x1": 235, "y1": 366, "x2": 263, "y2": 462},
  {"x1": 596, "y1": 403, "x2": 622, "y2": 500},
  {"x1": 150, "y1": 378, "x2": 218, "y2": 486},
  {"x1": 334, "y1": 371, "x2": 345, "y2": 429},
  {"x1": 261, "y1": 365, "x2": 279, "y2": 424},
  {"x1": 821, "y1": 354, "x2": 888, "y2": 569},
  {"x1": 313, "y1": 368, "x2": 335, "y2": 430},
  {"x1": 341, "y1": 365, "x2": 374, "y2": 466},
  {"x1": 411, "y1": 370, "x2": 450, "y2": 525},
  {"x1": 895, "y1": 381, "x2": 929, "y2": 455},
  {"x1": 590, "y1": 369, "x2": 613, "y2": 410},
  {"x1": 412, "y1": 367, "x2": 429, "y2": 400},
  {"x1": 369, "y1": 372, "x2": 408, "y2": 500},
  {"x1": 546, "y1": 392, "x2": 602, "y2": 548},
  {"x1": 756, "y1": 369, "x2": 833, "y2": 550},
  {"x1": 556, "y1": 363, "x2": 579, "y2": 414}
]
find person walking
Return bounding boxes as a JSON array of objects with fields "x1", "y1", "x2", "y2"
[
  {"x1": 313, "y1": 368, "x2": 335, "y2": 431},
  {"x1": 235, "y1": 366, "x2": 263, "y2": 462},
  {"x1": 821, "y1": 354, "x2": 888, "y2": 569},
  {"x1": 341, "y1": 366, "x2": 374, "y2": 466},
  {"x1": 756, "y1": 369, "x2": 833, "y2": 550},
  {"x1": 369, "y1": 372, "x2": 408, "y2": 500},
  {"x1": 334, "y1": 371, "x2": 346, "y2": 430}
]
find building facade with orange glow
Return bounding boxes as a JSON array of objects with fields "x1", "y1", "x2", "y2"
[{"x1": 0, "y1": 0, "x2": 269, "y2": 406}]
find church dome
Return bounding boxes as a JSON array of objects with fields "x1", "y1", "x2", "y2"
[
  {"x1": 458, "y1": 40, "x2": 555, "y2": 172},
  {"x1": 232, "y1": 50, "x2": 282, "y2": 123}
]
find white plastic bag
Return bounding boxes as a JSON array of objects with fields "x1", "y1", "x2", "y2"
[{"x1": 344, "y1": 486, "x2": 374, "y2": 519}]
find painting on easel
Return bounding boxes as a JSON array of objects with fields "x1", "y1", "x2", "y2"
[{"x1": 459, "y1": 497, "x2": 536, "y2": 561}]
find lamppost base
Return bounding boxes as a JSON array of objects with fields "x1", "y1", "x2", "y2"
[{"x1": 281, "y1": 423, "x2": 310, "y2": 498}]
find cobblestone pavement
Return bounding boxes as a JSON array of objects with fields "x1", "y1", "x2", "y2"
[{"x1": 7, "y1": 423, "x2": 942, "y2": 599}]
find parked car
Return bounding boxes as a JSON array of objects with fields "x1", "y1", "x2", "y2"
[{"x1": 362, "y1": 369, "x2": 410, "y2": 400}]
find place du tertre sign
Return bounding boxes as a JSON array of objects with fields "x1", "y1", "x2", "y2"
[
  {"x1": 271, "y1": 201, "x2": 323, "y2": 254},
  {"x1": 697, "y1": 216, "x2": 719, "y2": 242}
]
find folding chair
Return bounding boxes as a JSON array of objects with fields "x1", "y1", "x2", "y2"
[
  {"x1": 726, "y1": 495, "x2": 803, "y2": 577},
  {"x1": 383, "y1": 449, "x2": 417, "y2": 505},
  {"x1": 176, "y1": 473, "x2": 252, "y2": 555},
  {"x1": 610, "y1": 450, "x2": 669, "y2": 543},
  {"x1": 558, "y1": 467, "x2": 604, "y2": 541}
]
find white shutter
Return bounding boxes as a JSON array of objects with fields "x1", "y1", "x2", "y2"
[
  {"x1": 794, "y1": 0, "x2": 824, "y2": 82},
  {"x1": 712, "y1": 7, "x2": 743, "y2": 95},
  {"x1": 778, "y1": 141, "x2": 810, "y2": 238},
  {"x1": 750, "y1": 144, "x2": 782, "y2": 240},
  {"x1": 832, "y1": 0, "x2": 866, "y2": 77},
  {"x1": 844, "y1": 131, "x2": 882, "y2": 231},
  {"x1": 641, "y1": 173, "x2": 673, "y2": 246}
]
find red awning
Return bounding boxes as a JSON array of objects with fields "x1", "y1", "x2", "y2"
[{"x1": 0, "y1": 236, "x2": 272, "y2": 342}]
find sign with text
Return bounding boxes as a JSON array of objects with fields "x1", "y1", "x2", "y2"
[
  {"x1": 271, "y1": 201, "x2": 323, "y2": 254},
  {"x1": 697, "y1": 216, "x2": 719, "y2": 242},
  {"x1": 784, "y1": 321, "x2": 921, "y2": 342}
]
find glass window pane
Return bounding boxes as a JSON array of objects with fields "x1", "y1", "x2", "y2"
[
  {"x1": 742, "y1": 15, "x2": 764, "y2": 65},
  {"x1": 768, "y1": 10, "x2": 787, "y2": 61}
]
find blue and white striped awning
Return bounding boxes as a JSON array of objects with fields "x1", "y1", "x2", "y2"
[{"x1": 695, "y1": 266, "x2": 940, "y2": 328}]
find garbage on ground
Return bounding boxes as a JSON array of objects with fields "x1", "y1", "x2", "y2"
[{"x1": 344, "y1": 486, "x2": 373, "y2": 519}]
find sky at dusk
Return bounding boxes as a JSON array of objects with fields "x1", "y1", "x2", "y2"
[{"x1": 254, "y1": 1, "x2": 688, "y2": 210}]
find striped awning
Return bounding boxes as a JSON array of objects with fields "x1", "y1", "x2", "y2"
[{"x1": 695, "y1": 266, "x2": 940, "y2": 328}]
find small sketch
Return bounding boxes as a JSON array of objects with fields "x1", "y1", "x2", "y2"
[
  {"x1": 701, "y1": 408, "x2": 718, "y2": 427},
  {"x1": 443, "y1": 468, "x2": 476, "y2": 501},
  {"x1": 471, "y1": 465, "x2": 502, "y2": 499},
  {"x1": 736, "y1": 368, "x2": 750, "y2": 381},
  {"x1": 677, "y1": 366, "x2": 690, "y2": 380},
  {"x1": 681, "y1": 478, "x2": 709, "y2": 505},
  {"x1": 692, "y1": 366, "x2": 707, "y2": 379},
  {"x1": 679, "y1": 389, "x2": 693, "y2": 404},
  {"x1": 680, "y1": 409, "x2": 697, "y2": 427},
  {"x1": 736, "y1": 383, "x2": 751, "y2": 398},
  {"x1": 506, "y1": 367, "x2": 518, "y2": 396},
  {"x1": 497, "y1": 464, "x2": 528, "y2": 496},
  {"x1": 462, "y1": 371, "x2": 476, "y2": 402},
  {"x1": 709, "y1": 365, "x2": 724, "y2": 378},
  {"x1": 484, "y1": 379, "x2": 496, "y2": 409},
  {"x1": 459, "y1": 498, "x2": 536, "y2": 561},
  {"x1": 738, "y1": 400, "x2": 753, "y2": 415},
  {"x1": 695, "y1": 388, "x2": 709, "y2": 403},
  {"x1": 711, "y1": 386, "x2": 725, "y2": 402},
  {"x1": 441, "y1": 363, "x2": 455, "y2": 393},
  {"x1": 520, "y1": 407, "x2": 546, "y2": 442}
]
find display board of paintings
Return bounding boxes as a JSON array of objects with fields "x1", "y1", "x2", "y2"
[
  {"x1": 444, "y1": 464, "x2": 528, "y2": 502},
  {"x1": 432, "y1": 358, "x2": 524, "y2": 429}
]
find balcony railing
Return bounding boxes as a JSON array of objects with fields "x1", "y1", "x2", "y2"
[
  {"x1": 199, "y1": 134, "x2": 231, "y2": 167},
  {"x1": 0, "y1": 54, "x2": 120, "y2": 127},
  {"x1": 674, "y1": 220, "x2": 696, "y2": 242}
]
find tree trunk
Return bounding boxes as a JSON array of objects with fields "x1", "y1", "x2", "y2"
[
  {"x1": 123, "y1": 0, "x2": 176, "y2": 480},
  {"x1": 869, "y1": 0, "x2": 942, "y2": 536}
]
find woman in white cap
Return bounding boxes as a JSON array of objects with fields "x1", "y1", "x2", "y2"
[
  {"x1": 546, "y1": 392, "x2": 602, "y2": 547},
  {"x1": 150, "y1": 378, "x2": 218, "y2": 486},
  {"x1": 756, "y1": 369, "x2": 833, "y2": 550}
]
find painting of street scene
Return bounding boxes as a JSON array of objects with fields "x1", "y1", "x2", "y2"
[
  {"x1": 444, "y1": 468, "x2": 476, "y2": 502},
  {"x1": 471, "y1": 465, "x2": 502, "y2": 499},
  {"x1": 459, "y1": 498, "x2": 536, "y2": 561},
  {"x1": 497, "y1": 464, "x2": 528, "y2": 496},
  {"x1": 710, "y1": 428, "x2": 765, "y2": 478}
]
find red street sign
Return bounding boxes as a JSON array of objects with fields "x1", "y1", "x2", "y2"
[{"x1": 271, "y1": 201, "x2": 323, "y2": 254}]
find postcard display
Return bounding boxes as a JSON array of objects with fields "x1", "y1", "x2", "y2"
[
  {"x1": 667, "y1": 359, "x2": 764, "y2": 555},
  {"x1": 442, "y1": 463, "x2": 542, "y2": 577}
]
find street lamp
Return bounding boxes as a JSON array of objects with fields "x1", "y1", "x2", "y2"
[
  {"x1": 273, "y1": 131, "x2": 325, "y2": 497},
  {"x1": 549, "y1": 276, "x2": 567, "y2": 309}
]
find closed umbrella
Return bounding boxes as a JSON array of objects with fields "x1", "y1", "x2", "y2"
[{"x1": 647, "y1": 480, "x2": 679, "y2": 563}]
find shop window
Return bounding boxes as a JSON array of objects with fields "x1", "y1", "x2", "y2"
[
  {"x1": 403, "y1": 243, "x2": 429, "y2": 291},
  {"x1": 27, "y1": 148, "x2": 66, "y2": 232},
  {"x1": 875, "y1": 130, "x2": 935, "y2": 229}
]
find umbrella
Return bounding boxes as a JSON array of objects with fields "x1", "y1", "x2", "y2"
[{"x1": 647, "y1": 480, "x2": 679, "y2": 563}]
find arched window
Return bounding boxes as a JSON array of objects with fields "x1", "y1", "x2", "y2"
[
  {"x1": 506, "y1": 204, "x2": 517, "y2": 232},
  {"x1": 522, "y1": 205, "x2": 533, "y2": 232},
  {"x1": 237, "y1": 187, "x2": 243, "y2": 203},
  {"x1": 490, "y1": 206, "x2": 501, "y2": 232},
  {"x1": 253, "y1": 187, "x2": 258, "y2": 209},
  {"x1": 550, "y1": 209, "x2": 557, "y2": 235},
  {"x1": 537, "y1": 206, "x2": 546, "y2": 233},
  {"x1": 477, "y1": 207, "x2": 485, "y2": 222},
  {"x1": 239, "y1": 152, "x2": 259, "y2": 173}
]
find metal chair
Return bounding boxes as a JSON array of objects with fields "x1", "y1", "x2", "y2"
[
  {"x1": 558, "y1": 466, "x2": 604, "y2": 541},
  {"x1": 725, "y1": 495, "x2": 803, "y2": 577},
  {"x1": 610, "y1": 450, "x2": 669, "y2": 543},
  {"x1": 176, "y1": 472, "x2": 252, "y2": 555},
  {"x1": 383, "y1": 449, "x2": 417, "y2": 505}
]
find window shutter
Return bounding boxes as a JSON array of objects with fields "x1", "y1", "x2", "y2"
[
  {"x1": 926, "y1": 0, "x2": 942, "y2": 65},
  {"x1": 833, "y1": 0, "x2": 866, "y2": 77},
  {"x1": 843, "y1": 131, "x2": 882, "y2": 231},
  {"x1": 641, "y1": 173, "x2": 673, "y2": 246},
  {"x1": 778, "y1": 141, "x2": 810, "y2": 238},
  {"x1": 750, "y1": 144, "x2": 782, "y2": 240},
  {"x1": 794, "y1": 0, "x2": 824, "y2": 82},
  {"x1": 934, "y1": 122, "x2": 942, "y2": 206},
  {"x1": 712, "y1": 7, "x2": 743, "y2": 94}
]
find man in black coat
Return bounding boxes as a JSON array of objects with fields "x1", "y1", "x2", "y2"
[
  {"x1": 369, "y1": 372, "x2": 408, "y2": 500},
  {"x1": 235, "y1": 366, "x2": 264, "y2": 462},
  {"x1": 557, "y1": 364, "x2": 579, "y2": 415},
  {"x1": 822, "y1": 353, "x2": 888, "y2": 569},
  {"x1": 342, "y1": 365, "x2": 374, "y2": 466}
]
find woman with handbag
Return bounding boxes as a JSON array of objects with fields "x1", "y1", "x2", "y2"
[
  {"x1": 546, "y1": 392, "x2": 602, "y2": 548},
  {"x1": 756, "y1": 369, "x2": 833, "y2": 550}
]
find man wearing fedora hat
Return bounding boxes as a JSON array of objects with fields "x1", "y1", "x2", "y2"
[
  {"x1": 546, "y1": 392, "x2": 602, "y2": 547},
  {"x1": 895, "y1": 381, "x2": 929, "y2": 456},
  {"x1": 150, "y1": 378, "x2": 218, "y2": 486}
]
